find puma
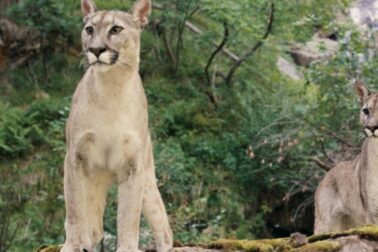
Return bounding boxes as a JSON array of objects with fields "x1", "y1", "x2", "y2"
[
  {"x1": 61, "y1": 0, "x2": 173, "y2": 251},
  {"x1": 314, "y1": 81, "x2": 378, "y2": 234}
]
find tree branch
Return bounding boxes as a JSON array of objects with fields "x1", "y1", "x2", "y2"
[
  {"x1": 310, "y1": 157, "x2": 332, "y2": 172},
  {"x1": 204, "y1": 21, "x2": 229, "y2": 87},
  {"x1": 162, "y1": 27, "x2": 177, "y2": 65},
  {"x1": 152, "y1": 2, "x2": 241, "y2": 62},
  {"x1": 224, "y1": 1, "x2": 275, "y2": 86},
  {"x1": 318, "y1": 126, "x2": 356, "y2": 148},
  {"x1": 318, "y1": 139, "x2": 336, "y2": 165}
]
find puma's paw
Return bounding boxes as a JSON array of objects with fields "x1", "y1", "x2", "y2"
[{"x1": 60, "y1": 244, "x2": 93, "y2": 252}]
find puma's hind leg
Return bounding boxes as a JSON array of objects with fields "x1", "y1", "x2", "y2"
[{"x1": 314, "y1": 185, "x2": 346, "y2": 234}]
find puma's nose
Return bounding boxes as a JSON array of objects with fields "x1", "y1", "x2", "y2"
[{"x1": 89, "y1": 47, "x2": 107, "y2": 57}]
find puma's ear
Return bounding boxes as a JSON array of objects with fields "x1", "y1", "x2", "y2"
[
  {"x1": 81, "y1": 0, "x2": 97, "y2": 18},
  {"x1": 355, "y1": 80, "x2": 370, "y2": 105},
  {"x1": 131, "y1": 0, "x2": 151, "y2": 28}
]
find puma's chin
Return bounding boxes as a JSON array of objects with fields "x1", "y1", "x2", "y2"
[{"x1": 90, "y1": 62, "x2": 115, "y2": 72}]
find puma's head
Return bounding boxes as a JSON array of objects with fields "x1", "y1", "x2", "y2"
[
  {"x1": 355, "y1": 81, "x2": 378, "y2": 137},
  {"x1": 80, "y1": 0, "x2": 151, "y2": 69}
]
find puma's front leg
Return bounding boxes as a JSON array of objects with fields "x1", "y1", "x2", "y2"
[
  {"x1": 142, "y1": 144, "x2": 173, "y2": 252},
  {"x1": 142, "y1": 175, "x2": 173, "y2": 252},
  {"x1": 61, "y1": 155, "x2": 93, "y2": 252},
  {"x1": 116, "y1": 158, "x2": 144, "y2": 252}
]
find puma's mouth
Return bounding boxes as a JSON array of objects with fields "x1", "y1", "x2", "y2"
[
  {"x1": 86, "y1": 50, "x2": 119, "y2": 66},
  {"x1": 364, "y1": 128, "x2": 378, "y2": 137}
]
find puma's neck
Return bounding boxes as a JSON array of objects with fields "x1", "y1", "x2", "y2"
[
  {"x1": 84, "y1": 65, "x2": 141, "y2": 92},
  {"x1": 88, "y1": 64, "x2": 139, "y2": 83},
  {"x1": 81, "y1": 65, "x2": 142, "y2": 105},
  {"x1": 364, "y1": 138, "x2": 378, "y2": 165},
  {"x1": 362, "y1": 138, "x2": 378, "y2": 217},
  {"x1": 361, "y1": 138, "x2": 378, "y2": 177}
]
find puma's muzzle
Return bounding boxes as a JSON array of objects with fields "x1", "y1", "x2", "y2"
[
  {"x1": 364, "y1": 125, "x2": 378, "y2": 137},
  {"x1": 86, "y1": 48, "x2": 119, "y2": 66}
]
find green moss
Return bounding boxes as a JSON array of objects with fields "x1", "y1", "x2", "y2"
[
  {"x1": 206, "y1": 238, "x2": 343, "y2": 252},
  {"x1": 35, "y1": 245, "x2": 63, "y2": 252},
  {"x1": 308, "y1": 225, "x2": 378, "y2": 243},
  {"x1": 351, "y1": 225, "x2": 378, "y2": 240},
  {"x1": 207, "y1": 238, "x2": 291, "y2": 252},
  {"x1": 308, "y1": 232, "x2": 350, "y2": 243},
  {"x1": 296, "y1": 241, "x2": 341, "y2": 252}
]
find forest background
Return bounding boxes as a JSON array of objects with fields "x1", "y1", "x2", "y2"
[{"x1": 0, "y1": 0, "x2": 377, "y2": 251}]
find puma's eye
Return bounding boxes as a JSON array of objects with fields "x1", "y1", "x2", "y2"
[
  {"x1": 110, "y1": 26, "x2": 123, "y2": 35},
  {"x1": 363, "y1": 108, "x2": 370, "y2": 116},
  {"x1": 85, "y1": 26, "x2": 94, "y2": 35}
]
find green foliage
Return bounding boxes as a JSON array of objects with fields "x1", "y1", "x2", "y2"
[
  {"x1": 0, "y1": 99, "x2": 68, "y2": 250},
  {"x1": 6, "y1": 0, "x2": 80, "y2": 42}
]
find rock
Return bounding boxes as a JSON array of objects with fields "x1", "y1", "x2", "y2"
[
  {"x1": 98, "y1": 232, "x2": 117, "y2": 252},
  {"x1": 290, "y1": 232, "x2": 308, "y2": 248},
  {"x1": 276, "y1": 57, "x2": 303, "y2": 81},
  {"x1": 0, "y1": 17, "x2": 41, "y2": 70},
  {"x1": 350, "y1": 0, "x2": 378, "y2": 31},
  {"x1": 35, "y1": 225, "x2": 378, "y2": 252},
  {"x1": 170, "y1": 248, "x2": 218, "y2": 252},
  {"x1": 338, "y1": 236, "x2": 378, "y2": 252},
  {"x1": 289, "y1": 34, "x2": 339, "y2": 67},
  {"x1": 34, "y1": 90, "x2": 50, "y2": 100}
]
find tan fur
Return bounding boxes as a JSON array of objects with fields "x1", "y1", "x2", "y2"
[
  {"x1": 314, "y1": 81, "x2": 378, "y2": 234},
  {"x1": 61, "y1": 1, "x2": 173, "y2": 251}
]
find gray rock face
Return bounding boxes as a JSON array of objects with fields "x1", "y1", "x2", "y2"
[
  {"x1": 288, "y1": 34, "x2": 339, "y2": 67},
  {"x1": 276, "y1": 57, "x2": 303, "y2": 81},
  {"x1": 0, "y1": 18, "x2": 41, "y2": 70},
  {"x1": 337, "y1": 236, "x2": 378, "y2": 252},
  {"x1": 350, "y1": 0, "x2": 378, "y2": 30}
]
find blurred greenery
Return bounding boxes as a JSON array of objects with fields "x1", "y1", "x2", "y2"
[{"x1": 1, "y1": 0, "x2": 378, "y2": 251}]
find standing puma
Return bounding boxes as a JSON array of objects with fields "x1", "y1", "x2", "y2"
[
  {"x1": 314, "y1": 81, "x2": 378, "y2": 234},
  {"x1": 61, "y1": 0, "x2": 173, "y2": 251}
]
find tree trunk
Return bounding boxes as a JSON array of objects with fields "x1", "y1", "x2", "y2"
[
  {"x1": 0, "y1": 17, "x2": 41, "y2": 70},
  {"x1": 0, "y1": 0, "x2": 18, "y2": 13}
]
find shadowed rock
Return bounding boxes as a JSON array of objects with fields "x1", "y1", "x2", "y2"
[{"x1": 0, "y1": 17, "x2": 40, "y2": 70}]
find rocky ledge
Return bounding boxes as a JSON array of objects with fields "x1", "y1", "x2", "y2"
[{"x1": 35, "y1": 225, "x2": 378, "y2": 252}]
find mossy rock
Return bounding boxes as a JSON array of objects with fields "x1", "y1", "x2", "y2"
[
  {"x1": 34, "y1": 225, "x2": 378, "y2": 252},
  {"x1": 350, "y1": 225, "x2": 378, "y2": 240},
  {"x1": 207, "y1": 238, "x2": 292, "y2": 252},
  {"x1": 308, "y1": 225, "x2": 378, "y2": 243},
  {"x1": 35, "y1": 245, "x2": 63, "y2": 252},
  {"x1": 296, "y1": 241, "x2": 341, "y2": 252}
]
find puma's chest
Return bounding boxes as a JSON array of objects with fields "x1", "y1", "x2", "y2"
[
  {"x1": 72, "y1": 129, "x2": 144, "y2": 177},
  {"x1": 68, "y1": 101, "x2": 147, "y2": 175}
]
